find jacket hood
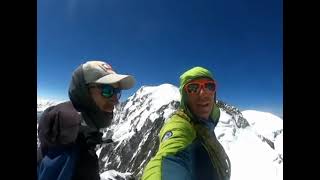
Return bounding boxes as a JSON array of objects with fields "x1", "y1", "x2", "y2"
[
  {"x1": 38, "y1": 101, "x2": 81, "y2": 152},
  {"x1": 178, "y1": 66, "x2": 220, "y2": 123},
  {"x1": 68, "y1": 64, "x2": 113, "y2": 129}
]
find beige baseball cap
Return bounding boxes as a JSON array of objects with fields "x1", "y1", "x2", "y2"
[{"x1": 82, "y1": 60, "x2": 135, "y2": 89}]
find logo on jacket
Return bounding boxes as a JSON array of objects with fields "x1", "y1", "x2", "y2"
[{"x1": 162, "y1": 131, "x2": 173, "y2": 142}]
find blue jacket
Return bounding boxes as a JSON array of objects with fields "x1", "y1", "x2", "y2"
[{"x1": 37, "y1": 146, "x2": 79, "y2": 180}]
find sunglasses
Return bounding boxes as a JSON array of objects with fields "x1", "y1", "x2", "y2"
[
  {"x1": 184, "y1": 79, "x2": 216, "y2": 95},
  {"x1": 89, "y1": 84, "x2": 121, "y2": 99}
]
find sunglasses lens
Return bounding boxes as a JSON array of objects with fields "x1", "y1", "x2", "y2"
[
  {"x1": 101, "y1": 84, "x2": 122, "y2": 99},
  {"x1": 101, "y1": 85, "x2": 114, "y2": 97},
  {"x1": 205, "y1": 83, "x2": 215, "y2": 91},
  {"x1": 187, "y1": 83, "x2": 199, "y2": 93},
  {"x1": 185, "y1": 80, "x2": 216, "y2": 95}
]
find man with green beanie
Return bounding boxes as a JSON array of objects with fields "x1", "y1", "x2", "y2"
[{"x1": 142, "y1": 66, "x2": 231, "y2": 180}]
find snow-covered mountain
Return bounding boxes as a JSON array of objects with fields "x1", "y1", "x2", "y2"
[
  {"x1": 97, "y1": 84, "x2": 180, "y2": 179},
  {"x1": 241, "y1": 110, "x2": 283, "y2": 155},
  {"x1": 37, "y1": 84, "x2": 283, "y2": 180},
  {"x1": 216, "y1": 104, "x2": 283, "y2": 180}
]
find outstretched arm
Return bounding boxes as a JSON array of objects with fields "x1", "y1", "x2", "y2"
[{"x1": 142, "y1": 114, "x2": 196, "y2": 180}]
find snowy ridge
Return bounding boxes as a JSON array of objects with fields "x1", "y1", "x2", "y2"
[
  {"x1": 242, "y1": 110, "x2": 283, "y2": 141},
  {"x1": 110, "y1": 84, "x2": 180, "y2": 141},
  {"x1": 216, "y1": 108, "x2": 283, "y2": 180},
  {"x1": 98, "y1": 84, "x2": 180, "y2": 178},
  {"x1": 37, "y1": 97, "x2": 63, "y2": 112}
]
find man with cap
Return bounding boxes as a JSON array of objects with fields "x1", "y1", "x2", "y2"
[
  {"x1": 37, "y1": 60, "x2": 135, "y2": 180},
  {"x1": 142, "y1": 66, "x2": 231, "y2": 180}
]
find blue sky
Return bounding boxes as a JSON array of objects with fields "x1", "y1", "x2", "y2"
[{"x1": 37, "y1": 0, "x2": 283, "y2": 117}]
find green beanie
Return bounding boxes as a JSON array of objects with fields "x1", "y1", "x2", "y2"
[{"x1": 179, "y1": 66, "x2": 220, "y2": 123}]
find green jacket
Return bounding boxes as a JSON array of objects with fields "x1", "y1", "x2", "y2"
[
  {"x1": 142, "y1": 109, "x2": 230, "y2": 180},
  {"x1": 142, "y1": 67, "x2": 231, "y2": 180}
]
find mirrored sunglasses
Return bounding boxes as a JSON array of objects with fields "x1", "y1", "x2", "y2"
[{"x1": 184, "y1": 79, "x2": 216, "y2": 95}]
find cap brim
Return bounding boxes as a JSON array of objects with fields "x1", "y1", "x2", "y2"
[{"x1": 95, "y1": 74, "x2": 135, "y2": 90}]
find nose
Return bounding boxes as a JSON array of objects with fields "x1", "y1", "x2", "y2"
[{"x1": 199, "y1": 87, "x2": 206, "y2": 96}]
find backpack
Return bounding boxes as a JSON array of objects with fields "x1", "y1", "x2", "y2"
[
  {"x1": 37, "y1": 101, "x2": 113, "y2": 180},
  {"x1": 37, "y1": 102, "x2": 81, "y2": 180}
]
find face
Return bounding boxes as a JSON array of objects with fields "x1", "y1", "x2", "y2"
[
  {"x1": 89, "y1": 83, "x2": 121, "y2": 113},
  {"x1": 185, "y1": 78, "x2": 216, "y2": 120}
]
